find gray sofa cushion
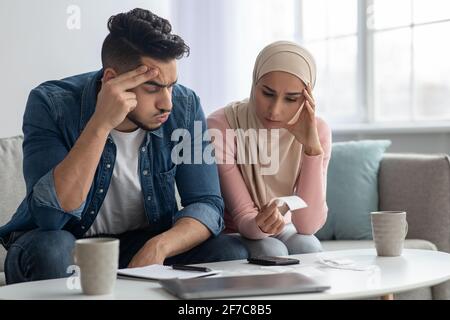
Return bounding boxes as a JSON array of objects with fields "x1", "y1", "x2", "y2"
[
  {"x1": 379, "y1": 154, "x2": 450, "y2": 253},
  {"x1": 0, "y1": 136, "x2": 25, "y2": 272}
]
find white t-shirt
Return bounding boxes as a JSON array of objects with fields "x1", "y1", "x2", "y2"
[{"x1": 86, "y1": 128, "x2": 148, "y2": 236}]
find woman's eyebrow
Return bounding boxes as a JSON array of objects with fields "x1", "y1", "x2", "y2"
[
  {"x1": 263, "y1": 85, "x2": 302, "y2": 96},
  {"x1": 262, "y1": 85, "x2": 276, "y2": 92}
]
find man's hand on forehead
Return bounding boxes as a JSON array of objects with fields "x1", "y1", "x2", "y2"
[
  {"x1": 107, "y1": 65, "x2": 159, "y2": 90},
  {"x1": 93, "y1": 65, "x2": 160, "y2": 132}
]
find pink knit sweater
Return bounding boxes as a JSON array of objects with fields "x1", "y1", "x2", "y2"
[{"x1": 207, "y1": 108, "x2": 332, "y2": 240}]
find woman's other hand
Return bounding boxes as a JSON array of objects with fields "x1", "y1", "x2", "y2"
[{"x1": 255, "y1": 201, "x2": 285, "y2": 235}]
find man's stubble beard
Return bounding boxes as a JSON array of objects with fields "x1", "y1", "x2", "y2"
[{"x1": 126, "y1": 111, "x2": 161, "y2": 132}]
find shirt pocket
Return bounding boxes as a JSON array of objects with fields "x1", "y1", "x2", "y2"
[{"x1": 157, "y1": 165, "x2": 178, "y2": 213}]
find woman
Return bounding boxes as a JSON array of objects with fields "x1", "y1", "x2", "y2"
[{"x1": 207, "y1": 41, "x2": 332, "y2": 257}]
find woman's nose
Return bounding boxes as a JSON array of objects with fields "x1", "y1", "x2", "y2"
[{"x1": 268, "y1": 99, "x2": 283, "y2": 119}]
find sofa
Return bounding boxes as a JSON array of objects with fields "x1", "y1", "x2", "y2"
[{"x1": 1, "y1": 135, "x2": 450, "y2": 299}]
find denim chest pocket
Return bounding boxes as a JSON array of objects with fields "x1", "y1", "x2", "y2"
[
  {"x1": 153, "y1": 138, "x2": 174, "y2": 151},
  {"x1": 157, "y1": 165, "x2": 178, "y2": 213}
]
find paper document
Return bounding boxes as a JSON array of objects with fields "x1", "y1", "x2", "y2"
[
  {"x1": 316, "y1": 257, "x2": 378, "y2": 272},
  {"x1": 272, "y1": 196, "x2": 308, "y2": 211},
  {"x1": 117, "y1": 264, "x2": 220, "y2": 280}
]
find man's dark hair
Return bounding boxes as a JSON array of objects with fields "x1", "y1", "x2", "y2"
[{"x1": 101, "y1": 8, "x2": 190, "y2": 71}]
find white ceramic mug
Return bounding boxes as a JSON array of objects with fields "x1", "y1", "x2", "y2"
[
  {"x1": 371, "y1": 211, "x2": 408, "y2": 257},
  {"x1": 73, "y1": 238, "x2": 119, "y2": 295}
]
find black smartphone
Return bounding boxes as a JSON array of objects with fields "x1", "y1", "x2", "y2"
[{"x1": 247, "y1": 256, "x2": 300, "y2": 266}]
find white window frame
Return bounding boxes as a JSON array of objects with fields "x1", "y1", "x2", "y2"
[{"x1": 298, "y1": 0, "x2": 450, "y2": 131}]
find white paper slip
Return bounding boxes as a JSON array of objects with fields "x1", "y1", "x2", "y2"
[
  {"x1": 117, "y1": 264, "x2": 221, "y2": 280},
  {"x1": 272, "y1": 196, "x2": 308, "y2": 211},
  {"x1": 316, "y1": 257, "x2": 378, "y2": 272}
]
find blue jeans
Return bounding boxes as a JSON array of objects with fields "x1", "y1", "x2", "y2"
[{"x1": 4, "y1": 228, "x2": 248, "y2": 285}]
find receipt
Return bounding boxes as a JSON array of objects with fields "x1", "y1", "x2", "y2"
[
  {"x1": 316, "y1": 257, "x2": 378, "y2": 272},
  {"x1": 271, "y1": 196, "x2": 308, "y2": 211}
]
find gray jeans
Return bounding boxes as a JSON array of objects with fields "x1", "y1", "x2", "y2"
[{"x1": 230, "y1": 224, "x2": 323, "y2": 257}]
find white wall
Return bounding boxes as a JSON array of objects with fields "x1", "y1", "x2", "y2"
[{"x1": 0, "y1": 0, "x2": 169, "y2": 138}]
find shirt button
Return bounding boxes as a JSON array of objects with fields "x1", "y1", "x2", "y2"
[
  {"x1": 143, "y1": 170, "x2": 149, "y2": 176},
  {"x1": 147, "y1": 196, "x2": 151, "y2": 201},
  {"x1": 81, "y1": 226, "x2": 85, "y2": 230},
  {"x1": 99, "y1": 189, "x2": 104, "y2": 194},
  {"x1": 141, "y1": 147, "x2": 146, "y2": 152},
  {"x1": 106, "y1": 164, "x2": 111, "y2": 169},
  {"x1": 90, "y1": 210, "x2": 95, "y2": 215}
]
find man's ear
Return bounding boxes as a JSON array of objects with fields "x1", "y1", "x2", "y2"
[{"x1": 102, "y1": 68, "x2": 118, "y2": 83}]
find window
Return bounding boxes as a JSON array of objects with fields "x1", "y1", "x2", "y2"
[
  {"x1": 301, "y1": 0, "x2": 359, "y2": 122},
  {"x1": 372, "y1": 0, "x2": 450, "y2": 122},
  {"x1": 300, "y1": 0, "x2": 450, "y2": 124}
]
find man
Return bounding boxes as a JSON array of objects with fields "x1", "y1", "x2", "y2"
[{"x1": 0, "y1": 8, "x2": 248, "y2": 284}]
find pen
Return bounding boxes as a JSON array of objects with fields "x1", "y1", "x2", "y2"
[{"x1": 172, "y1": 264, "x2": 212, "y2": 272}]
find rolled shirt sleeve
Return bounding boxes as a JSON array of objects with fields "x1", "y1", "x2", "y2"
[
  {"x1": 30, "y1": 168, "x2": 86, "y2": 229},
  {"x1": 173, "y1": 202, "x2": 224, "y2": 236}
]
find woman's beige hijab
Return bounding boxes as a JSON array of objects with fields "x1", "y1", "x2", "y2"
[{"x1": 224, "y1": 41, "x2": 317, "y2": 210}]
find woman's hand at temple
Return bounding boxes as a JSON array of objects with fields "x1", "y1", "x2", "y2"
[{"x1": 283, "y1": 83, "x2": 324, "y2": 156}]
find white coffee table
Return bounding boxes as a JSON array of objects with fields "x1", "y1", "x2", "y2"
[{"x1": 1, "y1": 249, "x2": 450, "y2": 300}]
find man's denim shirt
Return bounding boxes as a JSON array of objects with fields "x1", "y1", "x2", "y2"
[{"x1": 0, "y1": 70, "x2": 224, "y2": 247}]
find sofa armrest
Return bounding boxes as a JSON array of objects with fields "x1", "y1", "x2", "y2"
[{"x1": 379, "y1": 153, "x2": 450, "y2": 252}]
